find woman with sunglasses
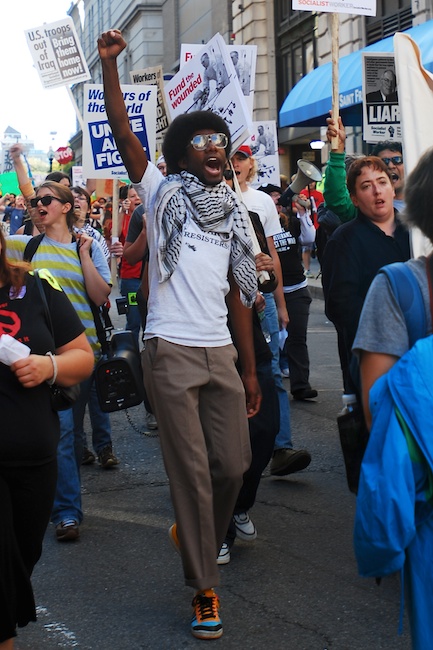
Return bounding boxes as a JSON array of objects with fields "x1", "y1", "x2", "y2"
[
  {"x1": 0, "y1": 228, "x2": 94, "y2": 649},
  {"x1": 6, "y1": 181, "x2": 112, "y2": 543}
]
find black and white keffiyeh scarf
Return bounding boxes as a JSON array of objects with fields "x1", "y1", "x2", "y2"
[{"x1": 153, "y1": 171, "x2": 257, "y2": 307}]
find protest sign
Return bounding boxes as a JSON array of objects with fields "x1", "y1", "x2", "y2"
[
  {"x1": 292, "y1": 0, "x2": 376, "y2": 16},
  {"x1": 1, "y1": 149, "x2": 13, "y2": 175},
  {"x1": 180, "y1": 42, "x2": 257, "y2": 116},
  {"x1": 395, "y1": 32, "x2": 433, "y2": 257},
  {"x1": 362, "y1": 53, "x2": 401, "y2": 142},
  {"x1": 165, "y1": 33, "x2": 252, "y2": 152},
  {"x1": 244, "y1": 121, "x2": 280, "y2": 187},
  {"x1": 25, "y1": 17, "x2": 90, "y2": 90},
  {"x1": 82, "y1": 84, "x2": 157, "y2": 180},
  {"x1": 130, "y1": 65, "x2": 170, "y2": 144},
  {"x1": 71, "y1": 166, "x2": 86, "y2": 188}
]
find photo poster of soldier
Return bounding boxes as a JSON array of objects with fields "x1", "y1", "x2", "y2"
[
  {"x1": 164, "y1": 33, "x2": 253, "y2": 152},
  {"x1": 180, "y1": 42, "x2": 257, "y2": 116},
  {"x1": 82, "y1": 83, "x2": 157, "y2": 180},
  {"x1": 362, "y1": 52, "x2": 402, "y2": 143},
  {"x1": 245, "y1": 120, "x2": 280, "y2": 188},
  {"x1": 25, "y1": 17, "x2": 91, "y2": 90},
  {"x1": 130, "y1": 65, "x2": 170, "y2": 145}
]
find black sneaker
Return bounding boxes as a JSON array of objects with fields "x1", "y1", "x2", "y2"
[
  {"x1": 56, "y1": 519, "x2": 80, "y2": 542},
  {"x1": 292, "y1": 388, "x2": 318, "y2": 401},
  {"x1": 270, "y1": 448, "x2": 311, "y2": 476},
  {"x1": 81, "y1": 447, "x2": 96, "y2": 465},
  {"x1": 98, "y1": 445, "x2": 119, "y2": 469}
]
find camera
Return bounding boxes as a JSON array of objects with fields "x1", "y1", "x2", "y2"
[{"x1": 116, "y1": 296, "x2": 128, "y2": 315}]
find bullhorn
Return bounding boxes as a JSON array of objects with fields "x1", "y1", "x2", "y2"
[{"x1": 279, "y1": 159, "x2": 322, "y2": 207}]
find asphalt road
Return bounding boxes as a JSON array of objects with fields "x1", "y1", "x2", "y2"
[{"x1": 15, "y1": 271, "x2": 411, "y2": 649}]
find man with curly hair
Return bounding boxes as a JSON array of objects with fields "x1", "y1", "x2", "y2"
[{"x1": 98, "y1": 29, "x2": 261, "y2": 641}]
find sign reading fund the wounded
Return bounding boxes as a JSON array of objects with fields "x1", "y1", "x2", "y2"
[
  {"x1": 25, "y1": 17, "x2": 90, "y2": 90},
  {"x1": 82, "y1": 84, "x2": 157, "y2": 179},
  {"x1": 362, "y1": 53, "x2": 401, "y2": 142},
  {"x1": 165, "y1": 34, "x2": 252, "y2": 153},
  {"x1": 180, "y1": 43, "x2": 257, "y2": 116}
]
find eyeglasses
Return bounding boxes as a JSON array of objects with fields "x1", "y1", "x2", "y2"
[
  {"x1": 381, "y1": 156, "x2": 403, "y2": 166},
  {"x1": 190, "y1": 133, "x2": 228, "y2": 151},
  {"x1": 30, "y1": 195, "x2": 66, "y2": 208}
]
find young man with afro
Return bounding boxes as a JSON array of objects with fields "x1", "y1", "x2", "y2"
[{"x1": 98, "y1": 29, "x2": 261, "y2": 640}]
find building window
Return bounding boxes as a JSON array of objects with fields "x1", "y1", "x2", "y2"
[
  {"x1": 277, "y1": 27, "x2": 317, "y2": 109},
  {"x1": 365, "y1": 0, "x2": 412, "y2": 44}
]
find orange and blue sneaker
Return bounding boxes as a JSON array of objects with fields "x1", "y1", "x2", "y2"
[
  {"x1": 168, "y1": 523, "x2": 180, "y2": 554},
  {"x1": 191, "y1": 589, "x2": 223, "y2": 639}
]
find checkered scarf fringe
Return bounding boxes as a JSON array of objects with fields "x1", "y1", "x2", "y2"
[{"x1": 153, "y1": 171, "x2": 257, "y2": 307}]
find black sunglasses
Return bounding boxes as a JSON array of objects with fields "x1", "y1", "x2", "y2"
[
  {"x1": 381, "y1": 156, "x2": 403, "y2": 166},
  {"x1": 30, "y1": 195, "x2": 66, "y2": 209}
]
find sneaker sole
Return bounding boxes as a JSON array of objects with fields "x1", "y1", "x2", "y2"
[{"x1": 191, "y1": 626, "x2": 223, "y2": 640}]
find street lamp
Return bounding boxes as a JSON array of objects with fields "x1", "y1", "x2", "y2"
[{"x1": 48, "y1": 148, "x2": 54, "y2": 172}]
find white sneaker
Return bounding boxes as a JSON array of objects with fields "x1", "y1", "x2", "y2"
[
  {"x1": 233, "y1": 512, "x2": 257, "y2": 541},
  {"x1": 145, "y1": 411, "x2": 158, "y2": 430},
  {"x1": 217, "y1": 542, "x2": 231, "y2": 565}
]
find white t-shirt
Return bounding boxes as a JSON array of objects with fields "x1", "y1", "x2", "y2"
[
  {"x1": 241, "y1": 186, "x2": 280, "y2": 238},
  {"x1": 133, "y1": 163, "x2": 233, "y2": 347}
]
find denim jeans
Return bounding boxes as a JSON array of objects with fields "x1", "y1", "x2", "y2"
[
  {"x1": 73, "y1": 372, "x2": 112, "y2": 457},
  {"x1": 51, "y1": 408, "x2": 83, "y2": 526},
  {"x1": 262, "y1": 293, "x2": 293, "y2": 450},
  {"x1": 120, "y1": 277, "x2": 142, "y2": 348}
]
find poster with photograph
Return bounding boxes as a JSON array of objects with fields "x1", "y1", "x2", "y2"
[
  {"x1": 82, "y1": 84, "x2": 157, "y2": 180},
  {"x1": 362, "y1": 52, "x2": 401, "y2": 142},
  {"x1": 25, "y1": 17, "x2": 90, "y2": 90},
  {"x1": 243, "y1": 121, "x2": 280, "y2": 188},
  {"x1": 130, "y1": 65, "x2": 170, "y2": 144},
  {"x1": 180, "y1": 42, "x2": 257, "y2": 116},
  {"x1": 165, "y1": 33, "x2": 253, "y2": 151}
]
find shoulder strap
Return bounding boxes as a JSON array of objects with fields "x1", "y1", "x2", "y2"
[
  {"x1": 33, "y1": 270, "x2": 54, "y2": 340},
  {"x1": 379, "y1": 262, "x2": 426, "y2": 348},
  {"x1": 24, "y1": 233, "x2": 45, "y2": 262}
]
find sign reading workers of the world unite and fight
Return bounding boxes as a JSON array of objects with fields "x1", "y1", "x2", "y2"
[
  {"x1": 25, "y1": 17, "x2": 90, "y2": 90},
  {"x1": 82, "y1": 84, "x2": 157, "y2": 180},
  {"x1": 291, "y1": 0, "x2": 376, "y2": 16}
]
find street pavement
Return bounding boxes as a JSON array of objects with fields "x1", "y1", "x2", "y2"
[{"x1": 15, "y1": 261, "x2": 411, "y2": 649}]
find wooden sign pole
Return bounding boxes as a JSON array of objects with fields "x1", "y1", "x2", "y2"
[{"x1": 331, "y1": 13, "x2": 340, "y2": 150}]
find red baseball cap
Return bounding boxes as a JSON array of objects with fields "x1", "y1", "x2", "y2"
[{"x1": 236, "y1": 144, "x2": 253, "y2": 157}]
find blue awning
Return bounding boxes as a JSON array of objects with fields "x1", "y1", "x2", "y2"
[{"x1": 279, "y1": 19, "x2": 433, "y2": 128}]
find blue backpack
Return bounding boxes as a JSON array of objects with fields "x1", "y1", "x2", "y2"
[{"x1": 379, "y1": 262, "x2": 426, "y2": 346}]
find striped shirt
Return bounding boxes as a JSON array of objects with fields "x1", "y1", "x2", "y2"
[{"x1": 7, "y1": 234, "x2": 111, "y2": 357}]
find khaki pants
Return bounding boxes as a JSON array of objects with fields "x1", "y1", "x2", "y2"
[{"x1": 142, "y1": 338, "x2": 251, "y2": 590}]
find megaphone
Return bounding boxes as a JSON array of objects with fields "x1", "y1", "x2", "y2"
[{"x1": 279, "y1": 159, "x2": 322, "y2": 208}]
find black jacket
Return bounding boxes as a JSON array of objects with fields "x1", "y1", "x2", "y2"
[{"x1": 322, "y1": 210, "x2": 410, "y2": 353}]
